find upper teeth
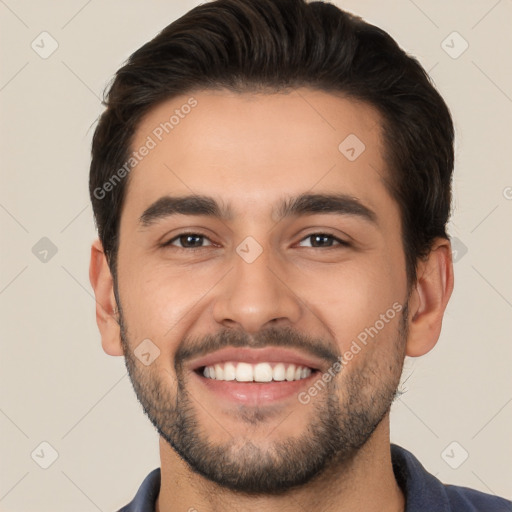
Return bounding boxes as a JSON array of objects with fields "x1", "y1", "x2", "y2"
[{"x1": 202, "y1": 362, "x2": 312, "y2": 382}]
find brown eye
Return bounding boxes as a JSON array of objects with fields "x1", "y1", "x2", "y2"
[
  {"x1": 298, "y1": 233, "x2": 348, "y2": 248},
  {"x1": 165, "y1": 233, "x2": 213, "y2": 249}
]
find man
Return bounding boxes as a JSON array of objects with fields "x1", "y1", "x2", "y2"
[{"x1": 88, "y1": 0, "x2": 511, "y2": 510}]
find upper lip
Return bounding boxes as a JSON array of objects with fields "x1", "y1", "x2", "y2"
[{"x1": 187, "y1": 346, "x2": 326, "y2": 373}]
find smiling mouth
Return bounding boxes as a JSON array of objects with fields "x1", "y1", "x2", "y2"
[
  {"x1": 187, "y1": 346, "x2": 327, "y2": 404},
  {"x1": 197, "y1": 361, "x2": 319, "y2": 382},
  {"x1": 188, "y1": 347, "x2": 326, "y2": 404}
]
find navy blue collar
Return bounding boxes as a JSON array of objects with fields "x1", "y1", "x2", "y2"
[{"x1": 117, "y1": 444, "x2": 510, "y2": 511}]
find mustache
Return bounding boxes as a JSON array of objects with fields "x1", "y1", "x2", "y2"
[{"x1": 174, "y1": 325, "x2": 340, "y2": 371}]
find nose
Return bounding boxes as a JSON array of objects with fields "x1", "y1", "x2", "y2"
[{"x1": 212, "y1": 247, "x2": 302, "y2": 333}]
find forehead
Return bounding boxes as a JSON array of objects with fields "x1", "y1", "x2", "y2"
[{"x1": 124, "y1": 88, "x2": 392, "y2": 220}]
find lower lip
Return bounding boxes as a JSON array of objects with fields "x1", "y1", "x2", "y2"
[{"x1": 192, "y1": 370, "x2": 318, "y2": 405}]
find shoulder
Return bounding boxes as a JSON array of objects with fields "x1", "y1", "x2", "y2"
[
  {"x1": 390, "y1": 444, "x2": 511, "y2": 512},
  {"x1": 443, "y1": 483, "x2": 512, "y2": 511},
  {"x1": 116, "y1": 468, "x2": 161, "y2": 512}
]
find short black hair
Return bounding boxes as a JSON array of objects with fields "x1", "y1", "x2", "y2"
[{"x1": 89, "y1": 0, "x2": 454, "y2": 284}]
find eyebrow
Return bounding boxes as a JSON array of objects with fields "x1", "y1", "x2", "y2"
[{"x1": 139, "y1": 193, "x2": 377, "y2": 227}]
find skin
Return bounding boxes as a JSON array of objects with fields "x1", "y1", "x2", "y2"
[{"x1": 90, "y1": 88, "x2": 453, "y2": 512}]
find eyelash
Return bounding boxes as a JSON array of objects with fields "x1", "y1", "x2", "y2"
[{"x1": 161, "y1": 232, "x2": 349, "y2": 250}]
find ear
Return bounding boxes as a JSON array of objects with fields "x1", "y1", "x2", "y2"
[
  {"x1": 406, "y1": 237, "x2": 454, "y2": 357},
  {"x1": 89, "y1": 239, "x2": 124, "y2": 356}
]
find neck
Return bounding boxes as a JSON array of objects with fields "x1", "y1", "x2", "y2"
[{"x1": 155, "y1": 415, "x2": 404, "y2": 512}]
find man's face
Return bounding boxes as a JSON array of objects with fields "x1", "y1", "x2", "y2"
[{"x1": 115, "y1": 88, "x2": 410, "y2": 492}]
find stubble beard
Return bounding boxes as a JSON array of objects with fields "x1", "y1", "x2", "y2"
[{"x1": 118, "y1": 305, "x2": 408, "y2": 494}]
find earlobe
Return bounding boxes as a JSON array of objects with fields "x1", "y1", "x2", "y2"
[
  {"x1": 89, "y1": 239, "x2": 124, "y2": 356},
  {"x1": 406, "y1": 238, "x2": 454, "y2": 357}
]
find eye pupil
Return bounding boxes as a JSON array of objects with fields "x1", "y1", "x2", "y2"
[
  {"x1": 170, "y1": 233, "x2": 342, "y2": 250},
  {"x1": 181, "y1": 234, "x2": 203, "y2": 247},
  {"x1": 311, "y1": 234, "x2": 332, "y2": 247}
]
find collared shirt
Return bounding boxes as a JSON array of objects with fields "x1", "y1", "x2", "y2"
[{"x1": 117, "y1": 444, "x2": 511, "y2": 511}]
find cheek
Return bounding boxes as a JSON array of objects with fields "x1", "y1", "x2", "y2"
[
  {"x1": 290, "y1": 256, "x2": 405, "y2": 347},
  {"x1": 117, "y1": 259, "x2": 221, "y2": 347}
]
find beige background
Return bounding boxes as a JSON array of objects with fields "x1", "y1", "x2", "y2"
[{"x1": 1, "y1": 0, "x2": 511, "y2": 510}]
